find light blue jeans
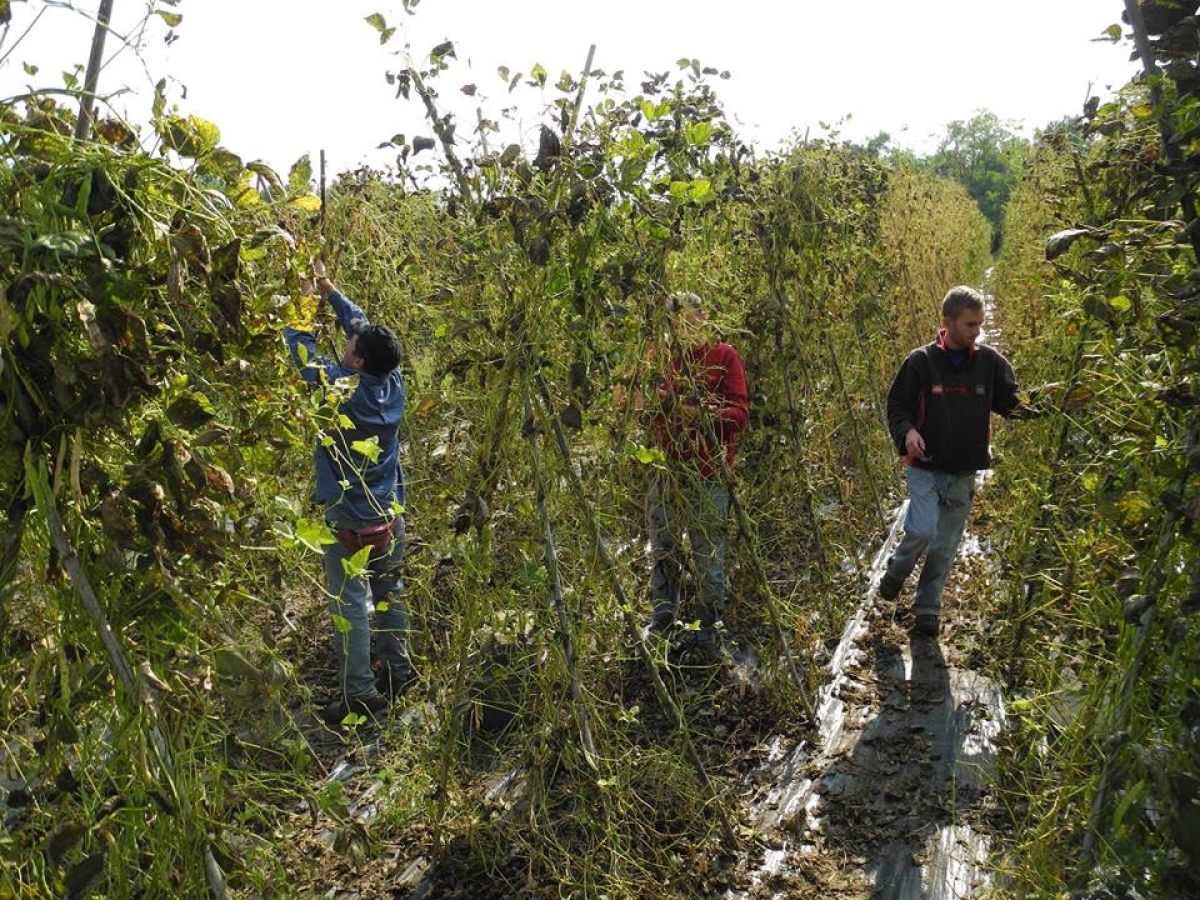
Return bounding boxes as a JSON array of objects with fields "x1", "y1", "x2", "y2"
[
  {"x1": 886, "y1": 468, "x2": 975, "y2": 617},
  {"x1": 323, "y1": 516, "x2": 410, "y2": 700},
  {"x1": 647, "y1": 475, "x2": 731, "y2": 645}
]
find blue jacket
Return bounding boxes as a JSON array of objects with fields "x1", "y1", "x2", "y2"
[{"x1": 284, "y1": 290, "x2": 406, "y2": 524}]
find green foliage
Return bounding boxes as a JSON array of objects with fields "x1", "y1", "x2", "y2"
[
  {"x1": 0, "y1": 16, "x2": 1000, "y2": 900},
  {"x1": 925, "y1": 110, "x2": 1030, "y2": 244},
  {"x1": 0, "y1": 79, "x2": 330, "y2": 899},
  {"x1": 987, "y1": 23, "x2": 1200, "y2": 895}
]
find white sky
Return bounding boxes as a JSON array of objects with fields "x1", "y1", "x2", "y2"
[{"x1": 0, "y1": 1, "x2": 1137, "y2": 178}]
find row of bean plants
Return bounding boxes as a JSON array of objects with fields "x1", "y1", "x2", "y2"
[{"x1": 985, "y1": 2, "x2": 1200, "y2": 895}]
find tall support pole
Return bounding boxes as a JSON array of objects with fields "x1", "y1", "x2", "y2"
[
  {"x1": 319, "y1": 148, "x2": 327, "y2": 244},
  {"x1": 75, "y1": 0, "x2": 116, "y2": 141}
]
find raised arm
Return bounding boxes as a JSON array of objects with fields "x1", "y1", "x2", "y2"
[
  {"x1": 284, "y1": 261, "x2": 359, "y2": 385},
  {"x1": 313, "y1": 258, "x2": 370, "y2": 337}
]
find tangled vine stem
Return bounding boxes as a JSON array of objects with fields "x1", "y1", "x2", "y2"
[
  {"x1": 533, "y1": 374, "x2": 738, "y2": 845},
  {"x1": 25, "y1": 448, "x2": 231, "y2": 900},
  {"x1": 522, "y1": 390, "x2": 600, "y2": 770}
]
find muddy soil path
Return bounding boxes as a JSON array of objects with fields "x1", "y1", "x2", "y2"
[
  {"x1": 730, "y1": 499, "x2": 1008, "y2": 899},
  {"x1": 279, "y1": 502, "x2": 1011, "y2": 900}
]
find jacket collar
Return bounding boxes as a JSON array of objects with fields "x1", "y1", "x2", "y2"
[{"x1": 936, "y1": 328, "x2": 977, "y2": 354}]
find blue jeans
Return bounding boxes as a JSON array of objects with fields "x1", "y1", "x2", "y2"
[
  {"x1": 647, "y1": 474, "x2": 731, "y2": 644},
  {"x1": 886, "y1": 468, "x2": 975, "y2": 617},
  {"x1": 323, "y1": 516, "x2": 410, "y2": 700}
]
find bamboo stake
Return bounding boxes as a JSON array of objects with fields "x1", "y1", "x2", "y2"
[
  {"x1": 770, "y1": 288, "x2": 827, "y2": 568},
  {"x1": 318, "y1": 148, "x2": 326, "y2": 245},
  {"x1": 1005, "y1": 321, "x2": 1094, "y2": 684},
  {"x1": 1080, "y1": 424, "x2": 1196, "y2": 865},
  {"x1": 563, "y1": 44, "x2": 596, "y2": 152},
  {"x1": 430, "y1": 540, "x2": 489, "y2": 857},
  {"x1": 821, "y1": 327, "x2": 888, "y2": 534},
  {"x1": 702, "y1": 416, "x2": 815, "y2": 720},
  {"x1": 522, "y1": 392, "x2": 599, "y2": 769},
  {"x1": 533, "y1": 374, "x2": 737, "y2": 845},
  {"x1": 406, "y1": 65, "x2": 474, "y2": 207},
  {"x1": 75, "y1": 0, "x2": 115, "y2": 142}
]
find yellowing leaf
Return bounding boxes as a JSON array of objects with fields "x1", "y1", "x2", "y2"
[
  {"x1": 365, "y1": 12, "x2": 395, "y2": 43},
  {"x1": 630, "y1": 444, "x2": 666, "y2": 465},
  {"x1": 351, "y1": 437, "x2": 382, "y2": 463},
  {"x1": 289, "y1": 194, "x2": 322, "y2": 213}
]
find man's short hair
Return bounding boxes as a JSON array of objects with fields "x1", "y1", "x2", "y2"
[
  {"x1": 942, "y1": 286, "x2": 984, "y2": 320},
  {"x1": 666, "y1": 291, "x2": 703, "y2": 314},
  {"x1": 354, "y1": 324, "x2": 403, "y2": 376}
]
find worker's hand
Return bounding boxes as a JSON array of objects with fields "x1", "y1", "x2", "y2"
[
  {"x1": 677, "y1": 397, "x2": 702, "y2": 422},
  {"x1": 657, "y1": 382, "x2": 676, "y2": 411},
  {"x1": 904, "y1": 428, "x2": 926, "y2": 458},
  {"x1": 312, "y1": 258, "x2": 335, "y2": 298}
]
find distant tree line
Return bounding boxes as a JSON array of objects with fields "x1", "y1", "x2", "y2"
[{"x1": 865, "y1": 109, "x2": 1036, "y2": 252}]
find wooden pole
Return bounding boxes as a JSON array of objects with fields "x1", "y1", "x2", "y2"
[
  {"x1": 75, "y1": 0, "x2": 116, "y2": 141},
  {"x1": 523, "y1": 392, "x2": 599, "y2": 769},
  {"x1": 319, "y1": 148, "x2": 326, "y2": 244}
]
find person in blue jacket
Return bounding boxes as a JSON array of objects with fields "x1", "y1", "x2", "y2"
[{"x1": 284, "y1": 260, "x2": 413, "y2": 726}]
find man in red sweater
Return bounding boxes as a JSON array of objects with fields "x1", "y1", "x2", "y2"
[{"x1": 646, "y1": 292, "x2": 749, "y2": 662}]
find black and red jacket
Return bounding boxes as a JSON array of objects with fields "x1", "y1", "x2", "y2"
[{"x1": 886, "y1": 330, "x2": 1019, "y2": 474}]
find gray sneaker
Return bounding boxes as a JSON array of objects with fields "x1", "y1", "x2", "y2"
[{"x1": 322, "y1": 692, "x2": 388, "y2": 728}]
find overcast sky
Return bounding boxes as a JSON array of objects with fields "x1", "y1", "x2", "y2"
[{"x1": 0, "y1": 1, "x2": 1138, "y2": 177}]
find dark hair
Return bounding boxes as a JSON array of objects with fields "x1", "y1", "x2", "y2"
[
  {"x1": 354, "y1": 324, "x2": 403, "y2": 376},
  {"x1": 941, "y1": 285, "x2": 984, "y2": 319}
]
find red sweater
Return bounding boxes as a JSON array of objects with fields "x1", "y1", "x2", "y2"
[{"x1": 653, "y1": 341, "x2": 749, "y2": 478}]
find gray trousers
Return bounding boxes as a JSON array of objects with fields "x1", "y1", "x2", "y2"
[
  {"x1": 886, "y1": 467, "x2": 975, "y2": 617},
  {"x1": 647, "y1": 474, "x2": 731, "y2": 644}
]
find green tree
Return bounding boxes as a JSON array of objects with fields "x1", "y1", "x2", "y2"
[{"x1": 927, "y1": 110, "x2": 1029, "y2": 247}]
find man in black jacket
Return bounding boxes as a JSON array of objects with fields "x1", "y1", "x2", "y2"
[{"x1": 880, "y1": 286, "x2": 1019, "y2": 637}]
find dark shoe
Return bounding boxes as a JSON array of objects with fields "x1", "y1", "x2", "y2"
[
  {"x1": 681, "y1": 639, "x2": 728, "y2": 668},
  {"x1": 322, "y1": 692, "x2": 388, "y2": 728},
  {"x1": 913, "y1": 614, "x2": 940, "y2": 638},
  {"x1": 644, "y1": 615, "x2": 677, "y2": 642},
  {"x1": 647, "y1": 612, "x2": 676, "y2": 633},
  {"x1": 879, "y1": 572, "x2": 904, "y2": 602},
  {"x1": 376, "y1": 666, "x2": 415, "y2": 700}
]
